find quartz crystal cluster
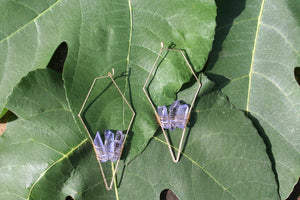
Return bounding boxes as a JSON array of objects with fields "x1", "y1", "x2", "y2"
[
  {"x1": 93, "y1": 130, "x2": 124, "y2": 162},
  {"x1": 157, "y1": 100, "x2": 189, "y2": 130}
]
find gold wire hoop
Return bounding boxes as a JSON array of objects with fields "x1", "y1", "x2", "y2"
[
  {"x1": 143, "y1": 42, "x2": 201, "y2": 163},
  {"x1": 78, "y1": 68, "x2": 135, "y2": 190}
]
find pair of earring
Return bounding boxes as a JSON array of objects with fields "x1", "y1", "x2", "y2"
[{"x1": 78, "y1": 42, "x2": 201, "y2": 190}]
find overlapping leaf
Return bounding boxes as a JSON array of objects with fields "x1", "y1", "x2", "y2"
[
  {"x1": 0, "y1": 69, "x2": 96, "y2": 199},
  {"x1": 0, "y1": 0, "x2": 216, "y2": 161},
  {"x1": 206, "y1": 0, "x2": 300, "y2": 198},
  {"x1": 0, "y1": 69, "x2": 279, "y2": 199},
  {"x1": 63, "y1": 0, "x2": 217, "y2": 161}
]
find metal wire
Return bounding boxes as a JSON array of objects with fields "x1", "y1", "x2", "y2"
[
  {"x1": 78, "y1": 68, "x2": 135, "y2": 190},
  {"x1": 143, "y1": 42, "x2": 202, "y2": 163}
]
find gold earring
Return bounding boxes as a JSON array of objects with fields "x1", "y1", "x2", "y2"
[
  {"x1": 143, "y1": 42, "x2": 201, "y2": 163},
  {"x1": 78, "y1": 69, "x2": 135, "y2": 190}
]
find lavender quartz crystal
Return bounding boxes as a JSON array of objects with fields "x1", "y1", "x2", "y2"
[
  {"x1": 157, "y1": 105, "x2": 171, "y2": 129},
  {"x1": 111, "y1": 131, "x2": 124, "y2": 161},
  {"x1": 93, "y1": 130, "x2": 124, "y2": 162},
  {"x1": 94, "y1": 131, "x2": 108, "y2": 162},
  {"x1": 157, "y1": 100, "x2": 189, "y2": 130},
  {"x1": 176, "y1": 104, "x2": 189, "y2": 129},
  {"x1": 169, "y1": 100, "x2": 181, "y2": 130},
  {"x1": 104, "y1": 130, "x2": 115, "y2": 161}
]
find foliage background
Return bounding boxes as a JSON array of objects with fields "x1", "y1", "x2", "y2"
[{"x1": 0, "y1": 0, "x2": 299, "y2": 199}]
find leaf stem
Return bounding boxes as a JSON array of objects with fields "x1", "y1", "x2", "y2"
[{"x1": 111, "y1": 162, "x2": 119, "y2": 200}]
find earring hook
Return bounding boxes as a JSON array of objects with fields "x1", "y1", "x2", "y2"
[{"x1": 108, "y1": 68, "x2": 115, "y2": 77}]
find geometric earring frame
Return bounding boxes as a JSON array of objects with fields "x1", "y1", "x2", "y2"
[
  {"x1": 143, "y1": 42, "x2": 201, "y2": 163},
  {"x1": 78, "y1": 69, "x2": 135, "y2": 190}
]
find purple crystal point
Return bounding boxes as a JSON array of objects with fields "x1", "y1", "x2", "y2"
[
  {"x1": 111, "y1": 131, "x2": 124, "y2": 161},
  {"x1": 104, "y1": 130, "x2": 115, "y2": 160},
  {"x1": 176, "y1": 104, "x2": 189, "y2": 129},
  {"x1": 169, "y1": 100, "x2": 181, "y2": 130},
  {"x1": 94, "y1": 131, "x2": 108, "y2": 162},
  {"x1": 157, "y1": 101, "x2": 190, "y2": 130},
  {"x1": 157, "y1": 105, "x2": 171, "y2": 129}
]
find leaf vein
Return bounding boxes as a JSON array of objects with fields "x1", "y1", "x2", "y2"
[
  {"x1": 153, "y1": 137, "x2": 239, "y2": 200},
  {"x1": 260, "y1": 22, "x2": 300, "y2": 56},
  {"x1": 249, "y1": 110, "x2": 299, "y2": 154},
  {"x1": 10, "y1": 0, "x2": 40, "y2": 15},
  {"x1": 22, "y1": 107, "x2": 71, "y2": 119},
  {"x1": 253, "y1": 71, "x2": 299, "y2": 114},
  {"x1": 226, "y1": 180, "x2": 275, "y2": 190},
  {"x1": 246, "y1": 0, "x2": 265, "y2": 112},
  {"x1": 216, "y1": 17, "x2": 259, "y2": 32},
  {"x1": 134, "y1": 9, "x2": 184, "y2": 39},
  {"x1": 70, "y1": 0, "x2": 84, "y2": 93},
  {"x1": 26, "y1": 138, "x2": 88, "y2": 199},
  {"x1": 0, "y1": 0, "x2": 62, "y2": 44},
  {"x1": 122, "y1": 0, "x2": 133, "y2": 130},
  {"x1": 202, "y1": 156, "x2": 269, "y2": 169},
  {"x1": 0, "y1": 192, "x2": 26, "y2": 200},
  {"x1": 31, "y1": 139, "x2": 65, "y2": 156}
]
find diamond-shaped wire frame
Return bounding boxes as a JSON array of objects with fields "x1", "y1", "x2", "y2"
[
  {"x1": 78, "y1": 69, "x2": 135, "y2": 190},
  {"x1": 143, "y1": 42, "x2": 201, "y2": 163}
]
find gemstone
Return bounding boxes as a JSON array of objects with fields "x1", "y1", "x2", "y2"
[
  {"x1": 169, "y1": 100, "x2": 181, "y2": 130},
  {"x1": 176, "y1": 104, "x2": 189, "y2": 129},
  {"x1": 104, "y1": 130, "x2": 115, "y2": 161},
  {"x1": 111, "y1": 131, "x2": 124, "y2": 161},
  {"x1": 94, "y1": 131, "x2": 108, "y2": 162},
  {"x1": 157, "y1": 101, "x2": 189, "y2": 130},
  {"x1": 157, "y1": 105, "x2": 171, "y2": 129},
  {"x1": 169, "y1": 100, "x2": 181, "y2": 117}
]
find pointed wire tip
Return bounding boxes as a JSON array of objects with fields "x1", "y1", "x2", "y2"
[
  {"x1": 160, "y1": 42, "x2": 164, "y2": 48},
  {"x1": 108, "y1": 68, "x2": 115, "y2": 76}
]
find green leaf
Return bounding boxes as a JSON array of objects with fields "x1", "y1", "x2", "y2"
[
  {"x1": 0, "y1": 0, "x2": 217, "y2": 161},
  {"x1": 0, "y1": 108, "x2": 7, "y2": 119},
  {"x1": 0, "y1": 0, "x2": 81, "y2": 108},
  {"x1": 206, "y1": 0, "x2": 300, "y2": 198},
  {"x1": 63, "y1": 0, "x2": 217, "y2": 161},
  {"x1": 0, "y1": 69, "x2": 279, "y2": 199},
  {"x1": 0, "y1": 69, "x2": 89, "y2": 199}
]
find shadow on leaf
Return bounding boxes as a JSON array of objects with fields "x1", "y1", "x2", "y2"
[
  {"x1": 47, "y1": 42, "x2": 68, "y2": 73},
  {"x1": 204, "y1": 0, "x2": 246, "y2": 88},
  {"x1": 246, "y1": 112, "x2": 280, "y2": 197}
]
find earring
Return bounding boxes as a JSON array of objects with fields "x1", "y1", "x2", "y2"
[
  {"x1": 143, "y1": 42, "x2": 201, "y2": 163},
  {"x1": 78, "y1": 69, "x2": 135, "y2": 190}
]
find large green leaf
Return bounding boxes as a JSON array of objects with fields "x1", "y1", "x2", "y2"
[
  {"x1": 0, "y1": 0, "x2": 216, "y2": 161},
  {"x1": 206, "y1": 0, "x2": 300, "y2": 198},
  {"x1": 0, "y1": 0, "x2": 81, "y2": 108},
  {"x1": 0, "y1": 69, "x2": 89, "y2": 199},
  {"x1": 0, "y1": 69, "x2": 279, "y2": 199},
  {"x1": 63, "y1": 0, "x2": 217, "y2": 161}
]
